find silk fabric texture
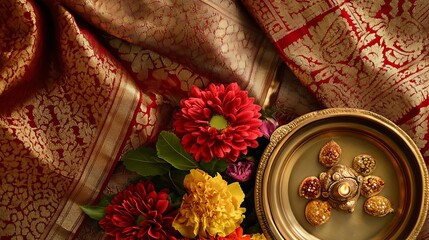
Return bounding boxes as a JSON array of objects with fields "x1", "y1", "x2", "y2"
[{"x1": 0, "y1": 0, "x2": 428, "y2": 239}]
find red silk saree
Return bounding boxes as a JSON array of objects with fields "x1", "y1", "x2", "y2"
[{"x1": 0, "y1": 0, "x2": 428, "y2": 239}]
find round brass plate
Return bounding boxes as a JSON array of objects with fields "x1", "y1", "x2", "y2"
[{"x1": 255, "y1": 108, "x2": 429, "y2": 240}]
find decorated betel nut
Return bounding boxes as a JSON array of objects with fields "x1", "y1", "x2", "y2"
[
  {"x1": 298, "y1": 176, "x2": 321, "y2": 199},
  {"x1": 364, "y1": 196, "x2": 394, "y2": 217},
  {"x1": 361, "y1": 175, "x2": 385, "y2": 198},
  {"x1": 352, "y1": 154, "x2": 376, "y2": 176},
  {"x1": 319, "y1": 164, "x2": 363, "y2": 212},
  {"x1": 305, "y1": 199, "x2": 332, "y2": 226},
  {"x1": 319, "y1": 140, "x2": 342, "y2": 167}
]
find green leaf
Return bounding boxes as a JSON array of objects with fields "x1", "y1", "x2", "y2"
[
  {"x1": 168, "y1": 169, "x2": 188, "y2": 196},
  {"x1": 150, "y1": 174, "x2": 174, "y2": 191},
  {"x1": 99, "y1": 195, "x2": 114, "y2": 207},
  {"x1": 198, "y1": 158, "x2": 228, "y2": 176},
  {"x1": 156, "y1": 131, "x2": 198, "y2": 170},
  {"x1": 168, "y1": 192, "x2": 183, "y2": 209},
  {"x1": 80, "y1": 205, "x2": 106, "y2": 221},
  {"x1": 122, "y1": 147, "x2": 171, "y2": 176}
]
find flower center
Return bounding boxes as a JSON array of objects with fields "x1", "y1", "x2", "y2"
[
  {"x1": 209, "y1": 115, "x2": 228, "y2": 130},
  {"x1": 135, "y1": 214, "x2": 147, "y2": 225}
]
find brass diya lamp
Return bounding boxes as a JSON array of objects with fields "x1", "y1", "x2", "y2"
[{"x1": 319, "y1": 164, "x2": 363, "y2": 212}]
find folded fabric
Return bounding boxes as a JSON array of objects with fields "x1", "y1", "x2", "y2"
[{"x1": 0, "y1": 0, "x2": 428, "y2": 239}]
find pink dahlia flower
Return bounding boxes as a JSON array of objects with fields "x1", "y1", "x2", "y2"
[
  {"x1": 260, "y1": 117, "x2": 278, "y2": 139},
  {"x1": 173, "y1": 83, "x2": 262, "y2": 162},
  {"x1": 99, "y1": 181, "x2": 180, "y2": 240},
  {"x1": 226, "y1": 160, "x2": 256, "y2": 182}
]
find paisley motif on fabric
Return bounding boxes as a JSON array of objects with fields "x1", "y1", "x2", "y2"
[
  {"x1": 0, "y1": 0, "x2": 39, "y2": 96},
  {"x1": 3, "y1": 0, "x2": 429, "y2": 239},
  {"x1": 61, "y1": 0, "x2": 281, "y2": 103},
  {"x1": 0, "y1": 0, "x2": 288, "y2": 239},
  {"x1": 244, "y1": 0, "x2": 429, "y2": 166},
  {"x1": 0, "y1": 3, "x2": 142, "y2": 239}
]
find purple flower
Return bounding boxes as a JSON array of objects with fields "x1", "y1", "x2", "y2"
[
  {"x1": 260, "y1": 118, "x2": 279, "y2": 139},
  {"x1": 226, "y1": 160, "x2": 256, "y2": 182}
]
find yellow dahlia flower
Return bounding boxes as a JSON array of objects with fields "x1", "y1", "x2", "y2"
[
  {"x1": 172, "y1": 169, "x2": 246, "y2": 238},
  {"x1": 250, "y1": 233, "x2": 267, "y2": 240}
]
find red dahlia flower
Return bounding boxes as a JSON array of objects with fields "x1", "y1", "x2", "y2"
[
  {"x1": 173, "y1": 83, "x2": 262, "y2": 162},
  {"x1": 99, "y1": 181, "x2": 180, "y2": 240}
]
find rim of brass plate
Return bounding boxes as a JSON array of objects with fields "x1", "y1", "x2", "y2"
[{"x1": 254, "y1": 108, "x2": 429, "y2": 240}]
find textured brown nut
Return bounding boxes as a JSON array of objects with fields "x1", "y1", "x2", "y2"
[
  {"x1": 364, "y1": 196, "x2": 394, "y2": 217},
  {"x1": 305, "y1": 199, "x2": 332, "y2": 226},
  {"x1": 361, "y1": 175, "x2": 385, "y2": 198},
  {"x1": 352, "y1": 154, "x2": 376, "y2": 176},
  {"x1": 299, "y1": 176, "x2": 321, "y2": 199},
  {"x1": 319, "y1": 140, "x2": 342, "y2": 167}
]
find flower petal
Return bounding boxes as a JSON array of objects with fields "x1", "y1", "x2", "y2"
[
  {"x1": 173, "y1": 83, "x2": 262, "y2": 162},
  {"x1": 98, "y1": 181, "x2": 180, "y2": 239}
]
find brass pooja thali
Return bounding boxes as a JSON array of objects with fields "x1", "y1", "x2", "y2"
[{"x1": 255, "y1": 108, "x2": 429, "y2": 240}]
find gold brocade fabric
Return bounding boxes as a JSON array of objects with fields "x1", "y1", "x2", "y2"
[
  {"x1": 1, "y1": 0, "x2": 428, "y2": 239},
  {"x1": 242, "y1": 0, "x2": 429, "y2": 237},
  {"x1": 0, "y1": 1, "x2": 142, "y2": 238},
  {"x1": 243, "y1": 0, "x2": 429, "y2": 163},
  {"x1": 0, "y1": 0, "x2": 300, "y2": 239}
]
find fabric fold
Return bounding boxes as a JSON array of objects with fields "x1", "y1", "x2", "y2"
[
  {"x1": 0, "y1": 2, "x2": 142, "y2": 239},
  {"x1": 242, "y1": 0, "x2": 429, "y2": 163}
]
